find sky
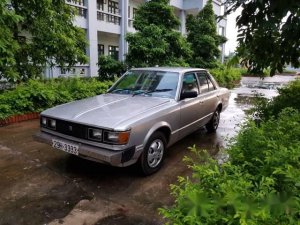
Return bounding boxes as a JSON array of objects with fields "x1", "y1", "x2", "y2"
[{"x1": 225, "y1": 8, "x2": 242, "y2": 55}]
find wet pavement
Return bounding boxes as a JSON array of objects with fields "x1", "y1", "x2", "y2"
[{"x1": 0, "y1": 75, "x2": 298, "y2": 225}]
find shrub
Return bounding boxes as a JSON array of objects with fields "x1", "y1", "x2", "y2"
[
  {"x1": 98, "y1": 55, "x2": 127, "y2": 81},
  {"x1": 160, "y1": 108, "x2": 300, "y2": 224},
  {"x1": 0, "y1": 78, "x2": 113, "y2": 120},
  {"x1": 255, "y1": 79, "x2": 300, "y2": 120},
  {"x1": 209, "y1": 67, "x2": 242, "y2": 88}
]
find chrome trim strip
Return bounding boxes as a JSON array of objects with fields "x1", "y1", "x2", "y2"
[
  {"x1": 171, "y1": 113, "x2": 213, "y2": 135},
  {"x1": 136, "y1": 144, "x2": 144, "y2": 152}
]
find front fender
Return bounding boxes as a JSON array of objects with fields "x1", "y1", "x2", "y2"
[{"x1": 143, "y1": 121, "x2": 172, "y2": 148}]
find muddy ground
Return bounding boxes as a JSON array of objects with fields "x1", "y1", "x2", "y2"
[{"x1": 0, "y1": 75, "x2": 297, "y2": 225}]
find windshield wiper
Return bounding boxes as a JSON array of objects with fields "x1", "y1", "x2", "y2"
[
  {"x1": 132, "y1": 89, "x2": 173, "y2": 96},
  {"x1": 109, "y1": 88, "x2": 132, "y2": 94}
]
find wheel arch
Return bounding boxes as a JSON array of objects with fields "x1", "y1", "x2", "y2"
[
  {"x1": 143, "y1": 122, "x2": 172, "y2": 148},
  {"x1": 217, "y1": 103, "x2": 223, "y2": 112}
]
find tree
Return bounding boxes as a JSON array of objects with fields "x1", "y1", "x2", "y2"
[
  {"x1": 225, "y1": 0, "x2": 300, "y2": 75},
  {"x1": 98, "y1": 55, "x2": 126, "y2": 81},
  {"x1": 186, "y1": 0, "x2": 227, "y2": 68},
  {"x1": 0, "y1": 0, "x2": 88, "y2": 82},
  {"x1": 0, "y1": 1, "x2": 21, "y2": 80},
  {"x1": 126, "y1": 0, "x2": 192, "y2": 67}
]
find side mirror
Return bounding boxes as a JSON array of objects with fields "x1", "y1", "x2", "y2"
[{"x1": 180, "y1": 90, "x2": 198, "y2": 100}]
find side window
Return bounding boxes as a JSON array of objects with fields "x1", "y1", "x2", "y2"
[
  {"x1": 182, "y1": 73, "x2": 199, "y2": 94},
  {"x1": 196, "y1": 72, "x2": 209, "y2": 93},
  {"x1": 207, "y1": 76, "x2": 216, "y2": 91}
]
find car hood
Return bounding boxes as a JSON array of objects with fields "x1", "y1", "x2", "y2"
[{"x1": 41, "y1": 94, "x2": 171, "y2": 129}]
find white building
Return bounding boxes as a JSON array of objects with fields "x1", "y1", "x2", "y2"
[{"x1": 46, "y1": 0, "x2": 227, "y2": 78}]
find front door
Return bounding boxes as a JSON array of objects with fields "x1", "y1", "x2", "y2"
[{"x1": 179, "y1": 73, "x2": 206, "y2": 138}]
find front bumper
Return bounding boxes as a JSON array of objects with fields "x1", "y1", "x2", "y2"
[{"x1": 34, "y1": 131, "x2": 141, "y2": 167}]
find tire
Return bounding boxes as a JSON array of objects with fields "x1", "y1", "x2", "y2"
[
  {"x1": 139, "y1": 131, "x2": 166, "y2": 175},
  {"x1": 206, "y1": 109, "x2": 220, "y2": 133}
]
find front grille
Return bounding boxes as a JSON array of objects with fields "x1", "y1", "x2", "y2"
[{"x1": 55, "y1": 119, "x2": 88, "y2": 139}]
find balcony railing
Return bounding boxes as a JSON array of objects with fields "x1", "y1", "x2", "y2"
[
  {"x1": 66, "y1": 0, "x2": 85, "y2": 7},
  {"x1": 77, "y1": 7, "x2": 87, "y2": 18},
  {"x1": 66, "y1": 0, "x2": 87, "y2": 18},
  {"x1": 97, "y1": 11, "x2": 121, "y2": 25}
]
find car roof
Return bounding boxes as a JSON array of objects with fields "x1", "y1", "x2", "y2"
[{"x1": 130, "y1": 67, "x2": 207, "y2": 73}]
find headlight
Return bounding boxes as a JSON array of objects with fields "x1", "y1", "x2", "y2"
[
  {"x1": 41, "y1": 117, "x2": 56, "y2": 130},
  {"x1": 88, "y1": 128, "x2": 102, "y2": 141},
  {"x1": 41, "y1": 117, "x2": 47, "y2": 126},
  {"x1": 103, "y1": 131, "x2": 130, "y2": 145},
  {"x1": 49, "y1": 119, "x2": 56, "y2": 129}
]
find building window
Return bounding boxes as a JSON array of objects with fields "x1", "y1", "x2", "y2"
[
  {"x1": 98, "y1": 44, "x2": 104, "y2": 55},
  {"x1": 76, "y1": 7, "x2": 87, "y2": 18},
  {"x1": 66, "y1": 0, "x2": 85, "y2": 6},
  {"x1": 60, "y1": 68, "x2": 67, "y2": 75},
  {"x1": 219, "y1": 26, "x2": 225, "y2": 36},
  {"x1": 109, "y1": 45, "x2": 119, "y2": 60},
  {"x1": 133, "y1": 8, "x2": 137, "y2": 18},
  {"x1": 108, "y1": 0, "x2": 118, "y2": 14},
  {"x1": 97, "y1": 0, "x2": 104, "y2": 11},
  {"x1": 97, "y1": 12, "x2": 105, "y2": 20},
  {"x1": 128, "y1": 6, "x2": 131, "y2": 18},
  {"x1": 80, "y1": 68, "x2": 86, "y2": 75},
  {"x1": 107, "y1": 15, "x2": 120, "y2": 24}
]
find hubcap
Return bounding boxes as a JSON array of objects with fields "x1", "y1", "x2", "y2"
[
  {"x1": 147, "y1": 139, "x2": 164, "y2": 168},
  {"x1": 213, "y1": 111, "x2": 220, "y2": 129}
]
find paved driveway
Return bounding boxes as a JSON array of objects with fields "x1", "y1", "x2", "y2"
[
  {"x1": 6, "y1": 75, "x2": 294, "y2": 224},
  {"x1": 0, "y1": 116, "x2": 234, "y2": 225}
]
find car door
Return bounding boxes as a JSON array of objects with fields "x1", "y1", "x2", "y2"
[
  {"x1": 179, "y1": 72, "x2": 207, "y2": 138},
  {"x1": 196, "y1": 71, "x2": 218, "y2": 125}
]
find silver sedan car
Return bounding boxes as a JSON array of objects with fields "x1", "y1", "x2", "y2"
[{"x1": 35, "y1": 67, "x2": 230, "y2": 175}]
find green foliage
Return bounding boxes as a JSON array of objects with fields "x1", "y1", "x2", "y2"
[
  {"x1": 98, "y1": 55, "x2": 127, "y2": 81},
  {"x1": 225, "y1": 0, "x2": 300, "y2": 75},
  {"x1": 186, "y1": 0, "x2": 227, "y2": 68},
  {"x1": 0, "y1": 0, "x2": 88, "y2": 82},
  {"x1": 133, "y1": 0, "x2": 179, "y2": 31},
  {"x1": 160, "y1": 108, "x2": 300, "y2": 224},
  {"x1": 0, "y1": 78, "x2": 112, "y2": 120},
  {"x1": 126, "y1": 0, "x2": 192, "y2": 67},
  {"x1": 209, "y1": 67, "x2": 242, "y2": 88},
  {"x1": 0, "y1": 0, "x2": 22, "y2": 80},
  {"x1": 254, "y1": 79, "x2": 300, "y2": 120}
]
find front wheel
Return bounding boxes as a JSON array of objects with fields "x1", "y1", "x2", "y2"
[
  {"x1": 139, "y1": 131, "x2": 166, "y2": 175},
  {"x1": 206, "y1": 109, "x2": 220, "y2": 133}
]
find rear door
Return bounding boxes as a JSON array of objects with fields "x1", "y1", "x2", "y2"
[{"x1": 196, "y1": 71, "x2": 218, "y2": 125}]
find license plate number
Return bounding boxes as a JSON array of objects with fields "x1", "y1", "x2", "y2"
[{"x1": 52, "y1": 139, "x2": 79, "y2": 155}]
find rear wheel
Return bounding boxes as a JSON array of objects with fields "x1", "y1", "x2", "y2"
[
  {"x1": 140, "y1": 131, "x2": 166, "y2": 175},
  {"x1": 206, "y1": 109, "x2": 220, "y2": 133}
]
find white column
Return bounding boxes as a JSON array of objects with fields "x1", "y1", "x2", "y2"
[
  {"x1": 119, "y1": 0, "x2": 128, "y2": 61},
  {"x1": 87, "y1": 0, "x2": 98, "y2": 76},
  {"x1": 221, "y1": 25, "x2": 226, "y2": 64},
  {"x1": 180, "y1": 10, "x2": 186, "y2": 35}
]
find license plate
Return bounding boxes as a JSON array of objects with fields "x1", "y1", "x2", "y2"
[{"x1": 52, "y1": 139, "x2": 79, "y2": 155}]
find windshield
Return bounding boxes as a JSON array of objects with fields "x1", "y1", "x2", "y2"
[{"x1": 109, "y1": 70, "x2": 179, "y2": 99}]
